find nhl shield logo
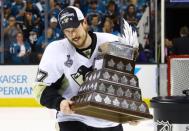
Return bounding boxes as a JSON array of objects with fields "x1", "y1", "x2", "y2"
[
  {"x1": 156, "y1": 120, "x2": 172, "y2": 131},
  {"x1": 64, "y1": 55, "x2": 73, "y2": 67}
]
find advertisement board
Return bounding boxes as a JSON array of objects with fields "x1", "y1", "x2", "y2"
[
  {"x1": 0, "y1": 65, "x2": 39, "y2": 107},
  {"x1": 0, "y1": 65, "x2": 158, "y2": 107},
  {"x1": 0, "y1": 65, "x2": 38, "y2": 98},
  {"x1": 135, "y1": 64, "x2": 158, "y2": 99}
]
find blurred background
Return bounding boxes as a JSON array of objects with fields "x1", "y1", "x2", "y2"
[{"x1": 0, "y1": 0, "x2": 189, "y2": 130}]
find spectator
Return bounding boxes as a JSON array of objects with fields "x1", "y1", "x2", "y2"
[
  {"x1": 28, "y1": 28, "x2": 38, "y2": 51},
  {"x1": 89, "y1": 14, "x2": 101, "y2": 32},
  {"x1": 28, "y1": 28, "x2": 39, "y2": 64},
  {"x1": 172, "y1": 26, "x2": 189, "y2": 55},
  {"x1": 36, "y1": 27, "x2": 55, "y2": 61},
  {"x1": 126, "y1": 0, "x2": 148, "y2": 20},
  {"x1": 9, "y1": 32, "x2": 31, "y2": 64},
  {"x1": 11, "y1": 0, "x2": 26, "y2": 18},
  {"x1": 127, "y1": 0, "x2": 147, "y2": 10},
  {"x1": 4, "y1": 16, "x2": 22, "y2": 63},
  {"x1": 49, "y1": 2, "x2": 62, "y2": 18},
  {"x1": 86, "y1": 0, "x2": 104, "y2": 23},
  {"x1": 123, "y1": 4, "x2": 138, "y2": 28},
  {"x1": 25, "y1": 0, "x2": 41, "y2": 26},
  {"x1": 4, "y1": 3, "x2": 12, "y2": 23},
  {"x1": 105, "y1": 1, "x2": 120, "y2": 33},
  {"x1": 49, "y1": 16, "x2": 63, "y2": 40},
  {"x1": 25, "y1": 0, "x2": 43, "y2": 35},
  {"x1": 19, "y1": 8, "x2": 43, "y2": 40},
  {"x1": 73, "y1": 0, "x2": 81, "y2": 9},
  {"x1": 102, "y1": 17, "x2": 120, "y2": 36},
  {"x1": 105, "y1": 0, "x2": 119, "y2": 16},
  {"x1": 4, "y1": 16, "x2": 21, "y2": 44},
  {"x1": 54, "y1": 0, "x2": 70, "y2": 9}
]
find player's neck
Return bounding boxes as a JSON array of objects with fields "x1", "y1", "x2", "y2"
[{"x1": 80, "y1": 33, "x2": 92, "y2": 49}]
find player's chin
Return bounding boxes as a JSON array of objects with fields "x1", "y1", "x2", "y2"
[
  {"x1": 73, "y1": 42, "x2": 82, "y2": 48},
  {"x1": 73, "y1": 39, "x2": 80, "y2": 44},
  {"x1": 74, "y1": 41, "x2": 83, "y2": 47}
]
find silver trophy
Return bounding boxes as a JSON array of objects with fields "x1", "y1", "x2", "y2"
[{"x1": 72, "y1": 18, "x2": 152, "y2": 123}]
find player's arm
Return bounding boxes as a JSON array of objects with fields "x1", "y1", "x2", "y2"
[
  {"x1": 33, "y1": 44, "x2": 74, "y2": 114},
  {"x1": 33, "y1": 72, "x2": 66, "y2": 111},
  {"x1": 33, "y1": 69, "x2": 74, "y2": 114}
]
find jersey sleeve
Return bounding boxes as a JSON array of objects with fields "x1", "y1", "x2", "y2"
[
  {"x1": 33, "y1": 44, "x2": 66, "y2": 111},
  {"x1": 95, "y1": 32, "x2": 119, "y2": 46}
]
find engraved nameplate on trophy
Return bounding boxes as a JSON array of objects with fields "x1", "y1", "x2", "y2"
[
  {"x1": 94, "y1": 54, "x2": 135, "y2": 74},
  {"x1": 82, "y1": 69, "x2": 138, "y2": 86}
]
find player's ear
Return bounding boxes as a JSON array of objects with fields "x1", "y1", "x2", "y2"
[
  {"x1": 82, "y1": 18, "x2": 88, "y2": 25},
  {"x1": 81, "y1": 18, "x2": 88, "y2": 30}
]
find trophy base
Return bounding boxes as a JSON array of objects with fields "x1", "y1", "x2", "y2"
[{"x1": 72, "y1": 102, "x2": 153, "y2": 123}]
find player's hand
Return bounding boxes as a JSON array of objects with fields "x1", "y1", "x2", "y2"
[
  {"x1": 98, "y1": 42, "x2": 110, "y2": 53},
  {"x1": 128, "y1": 120, "x2": 140, "y2": 126},
  {"x1": 60, "y1": 100, "x2": 74, "y2": 114}
]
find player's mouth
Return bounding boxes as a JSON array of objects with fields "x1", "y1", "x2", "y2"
[{"x1": 73, "y1": 37, "x2": 80, "y2": 42}]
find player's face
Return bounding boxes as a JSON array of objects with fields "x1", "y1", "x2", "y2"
[{"x1": 64, "y1": 21, "x2": 88, "y2": 49}]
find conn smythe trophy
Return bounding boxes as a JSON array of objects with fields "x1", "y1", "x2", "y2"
[{"x1": 71, "y1": 19, "x2": 153, "y2": 123}]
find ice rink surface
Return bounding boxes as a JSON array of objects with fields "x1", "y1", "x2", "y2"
[{"x1": 0, "y1": 107, "x2": 154, "y2": 131}]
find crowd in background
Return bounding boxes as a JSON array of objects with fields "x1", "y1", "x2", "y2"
[
  {"x1": 165, "y1": 26, "x2": 189, "y2": 62},
  {"x1": 0, "y1": 0, "x2": 153, "y2": 64}
]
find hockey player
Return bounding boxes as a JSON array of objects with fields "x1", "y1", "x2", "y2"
[{"x1": 33, "y1": 6, "x2": 138, "y2": 131}]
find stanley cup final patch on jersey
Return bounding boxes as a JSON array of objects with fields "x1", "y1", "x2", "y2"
[{"x1": 64, "y1": 55, "x2": 73, "y2": 67}]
